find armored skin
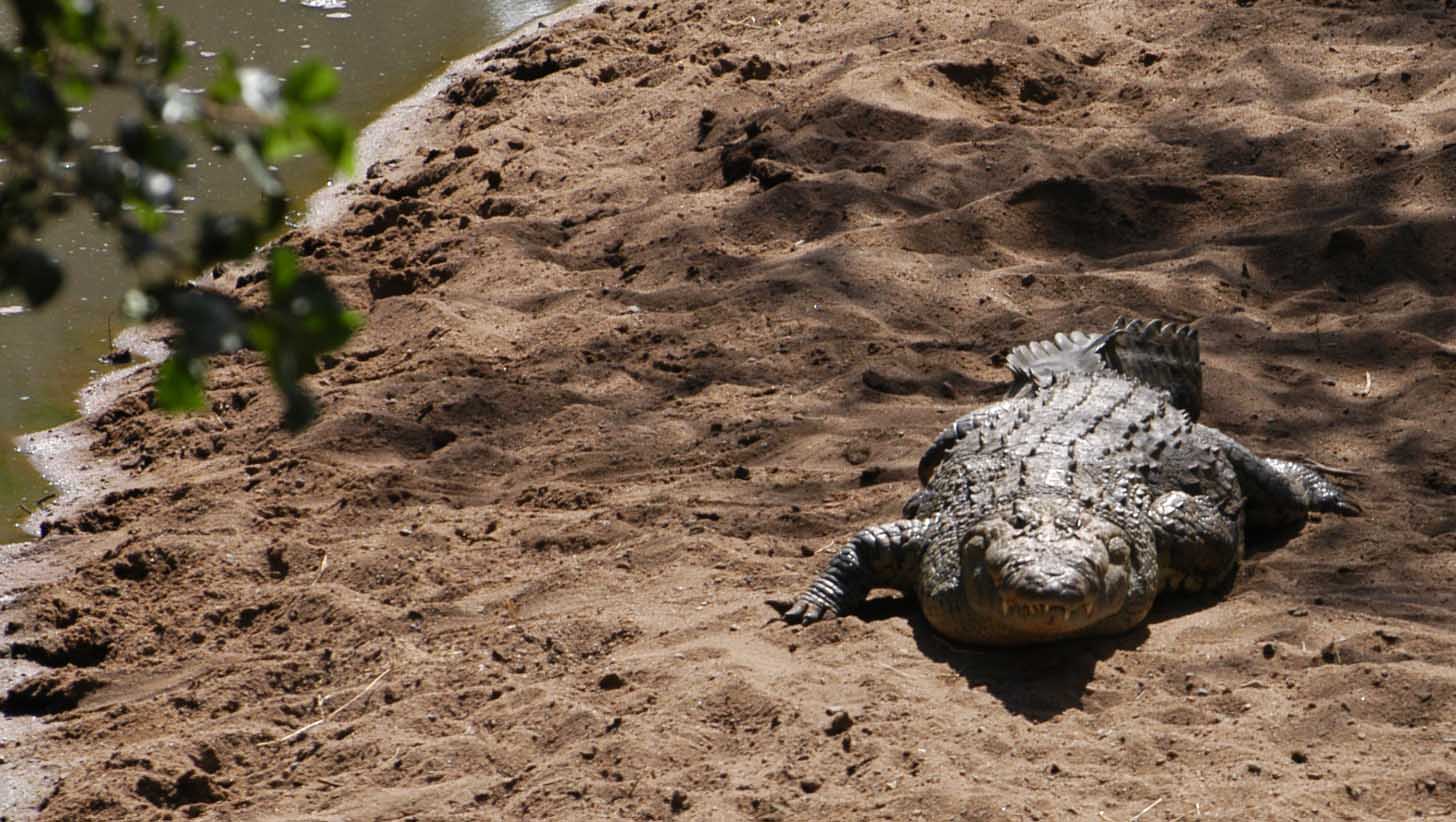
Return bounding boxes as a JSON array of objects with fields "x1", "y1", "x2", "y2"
[{"x1": 782, "y1": 319, "x2": 1359, "y2": 646}]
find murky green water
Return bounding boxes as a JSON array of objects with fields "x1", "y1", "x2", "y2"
[{"x1": 0, "y1": 0, "x2": 574, "y2": 541}]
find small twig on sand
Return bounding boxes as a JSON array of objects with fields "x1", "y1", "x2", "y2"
[
  {"x1": 845, "y1": 754, "x2": 877, "y2": 777},
  {"x1": 259, "y1": 665, "x2": 391, "y2": 747},
  {"x1": 308, "y1": 554, "x2": 330, "y2": 587},
  {"x1": 272, "y1": 554, "x2": 330, "y2": 624},
  {"x1": 1301, "y1": 460, "x2": 1364, "y2": 478},
  {"x1": 1130, "y1": 797, "x2": 1164, "y2": 821}
]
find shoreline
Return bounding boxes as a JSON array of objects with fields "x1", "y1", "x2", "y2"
[
  {"x1": 13, "y1": 327, "x2": 170, "y2": 541},
  {"x1": 0, "y1": 5, "x2": 590, "y2": 819},
  {"x1": 305, "y1": 0, "x2": 598, "y2": 231},
  {"x1": 5, "y1": 0, "x2": 1455, "y2": 817},
  {"x1": 14, "y1": 0, "x2": 597, "y2": 545}
]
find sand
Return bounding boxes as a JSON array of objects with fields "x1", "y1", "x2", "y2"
[{"x1": 4, "y1": 0, "x2": 1456, "y2": 818}]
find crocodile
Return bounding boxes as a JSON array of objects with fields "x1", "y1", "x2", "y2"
[{"x1": 780, "y1": 318, "x2": 1359, "y2": 645}]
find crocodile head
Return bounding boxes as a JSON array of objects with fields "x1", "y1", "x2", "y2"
[{"x1": 958, "y1": 496, "x2": 1154, "y2": 641}]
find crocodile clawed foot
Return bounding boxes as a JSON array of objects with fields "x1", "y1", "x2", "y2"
[
  {"x1": 778, "y1": 598, "x2": 836, "y2": 625},
  {"x1": 1312, "y1": 481, "x2": 1362, "y2": 517},
  {"x1": 1280, "y1": 459, "x2": 1363, "y2": 518}
]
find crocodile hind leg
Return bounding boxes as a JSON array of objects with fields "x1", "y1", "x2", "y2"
[
  {"x1": 1198, "y1": 425, "x2": 1361, "y2": 528},
  {"x1": 783, "y1": 519, "x2": 930, "y2": 625}
]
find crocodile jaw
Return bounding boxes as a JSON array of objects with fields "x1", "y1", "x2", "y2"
[
  {"x1": 985, "y1": 561, "x2": 1129, "y2": 636},
  {"x1": 995, "y1": 597, "x2": 1096, "y2": 624}
]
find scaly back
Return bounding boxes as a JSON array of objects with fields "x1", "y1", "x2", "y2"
[{"x1": 1006, "y1": 317, "x2": 1202, "y2": 421}]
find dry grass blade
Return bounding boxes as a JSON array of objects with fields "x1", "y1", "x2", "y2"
[
  {"x1": 1302, "y1": 460, "x2": 1364, "y2": 478},
  {"x1": 259, "y1": 665, "x2": 392, "y2": 747},
  {"x1": 1130, "y1": 797, "x2": 1163, "y2": 821},
  {"x1": 269, "y1": 553, "x2": 330, "y2": 627}
]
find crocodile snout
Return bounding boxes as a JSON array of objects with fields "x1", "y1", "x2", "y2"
[
  {"x1": 1000, "y1": 559, "x2": 1096, "y2": 604},
  {"x1": 985, "y1": 538, "x2": 1108, "y2": 626}
]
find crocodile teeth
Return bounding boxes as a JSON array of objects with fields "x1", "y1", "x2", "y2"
[
  {"x1": 1063, "y1": 607, "x2": 1073, "y2": 622},
  {"x1": 1084, "y1": 603, "x2": 1094, "y2": 618},
  {"x1": 1002, "y1": 599, "x2": 1011, "y2": 616}
]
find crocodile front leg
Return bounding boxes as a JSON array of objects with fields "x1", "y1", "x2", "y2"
[
  {"x1": 783, "y1": 519, "x2": 930, "y2": 625},
  {"x1": 1149, "y1": 490, "x2": 1245, "y2": 593}
]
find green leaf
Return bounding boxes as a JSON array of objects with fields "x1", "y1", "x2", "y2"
[
  {"x1": 130, "y1": 200, "x2": 166, "y2": 233},
  {"x1": 259, "y1": 122, "x2": 311, "y2": 164},
  {"x1": 155, "y1": 355, "x2": 206, "y2": 412},
  {"x1": 208, "y1": 53, "x2": 241, "y2": 104},
  {"x1": 304, "y1": 112, "x2": 354, "y2": 175},
  {"x1": 156, "y1": 15, "x2": 185, "y2": 80},
  {"x1": 248, "y1": 269, "x2": 360, "y2": 431},
  {"x1": 117, "y1": 118, "x2": 188, "y2": 173},
  {"x1": 280, "y1": 384, "x2": 317, "y2": 432},
  {"x1": 269, "y1": 246, "x2": 298, "y2": 298},
  {"x1": 54, "y1": 0, "x2": 106, "y2": 49},
  {"x1": 0, "y1": 246, "x2": 64, "y2": 306},
  {"x1": 283, "y1": 62, "x2": 339, "y2": 107},
  {"x1": 150, "y1": 285, "x2": 251, "y2": 357},
  {"x1": 58, "y1": 72, "x2": 93, "y2": 106}
]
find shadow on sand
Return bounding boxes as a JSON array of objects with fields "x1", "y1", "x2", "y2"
[{"x1": 846, "y1": 523, "x2": 1308, "y2": 723}]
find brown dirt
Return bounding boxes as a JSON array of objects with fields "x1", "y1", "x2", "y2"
[{"x1": 6, "y1": 0, "x2": 1456, "y2": 819}]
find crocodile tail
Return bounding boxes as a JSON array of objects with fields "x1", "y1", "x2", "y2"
[
  {"x1": 1102, "y1": 318, "x2": 1203, "y2": 421},
  {"x1": 1005, "y1": 328, "x2": 1115, "y2": 398}
]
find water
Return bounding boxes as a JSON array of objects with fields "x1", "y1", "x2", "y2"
[{"x1": 0, "y1": 0, "x2": 574, "y2": 542}]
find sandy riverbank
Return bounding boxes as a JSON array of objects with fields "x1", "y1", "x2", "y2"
[{"x1": 5, "y1": 0, "x2": 1456, "y2": 818}]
